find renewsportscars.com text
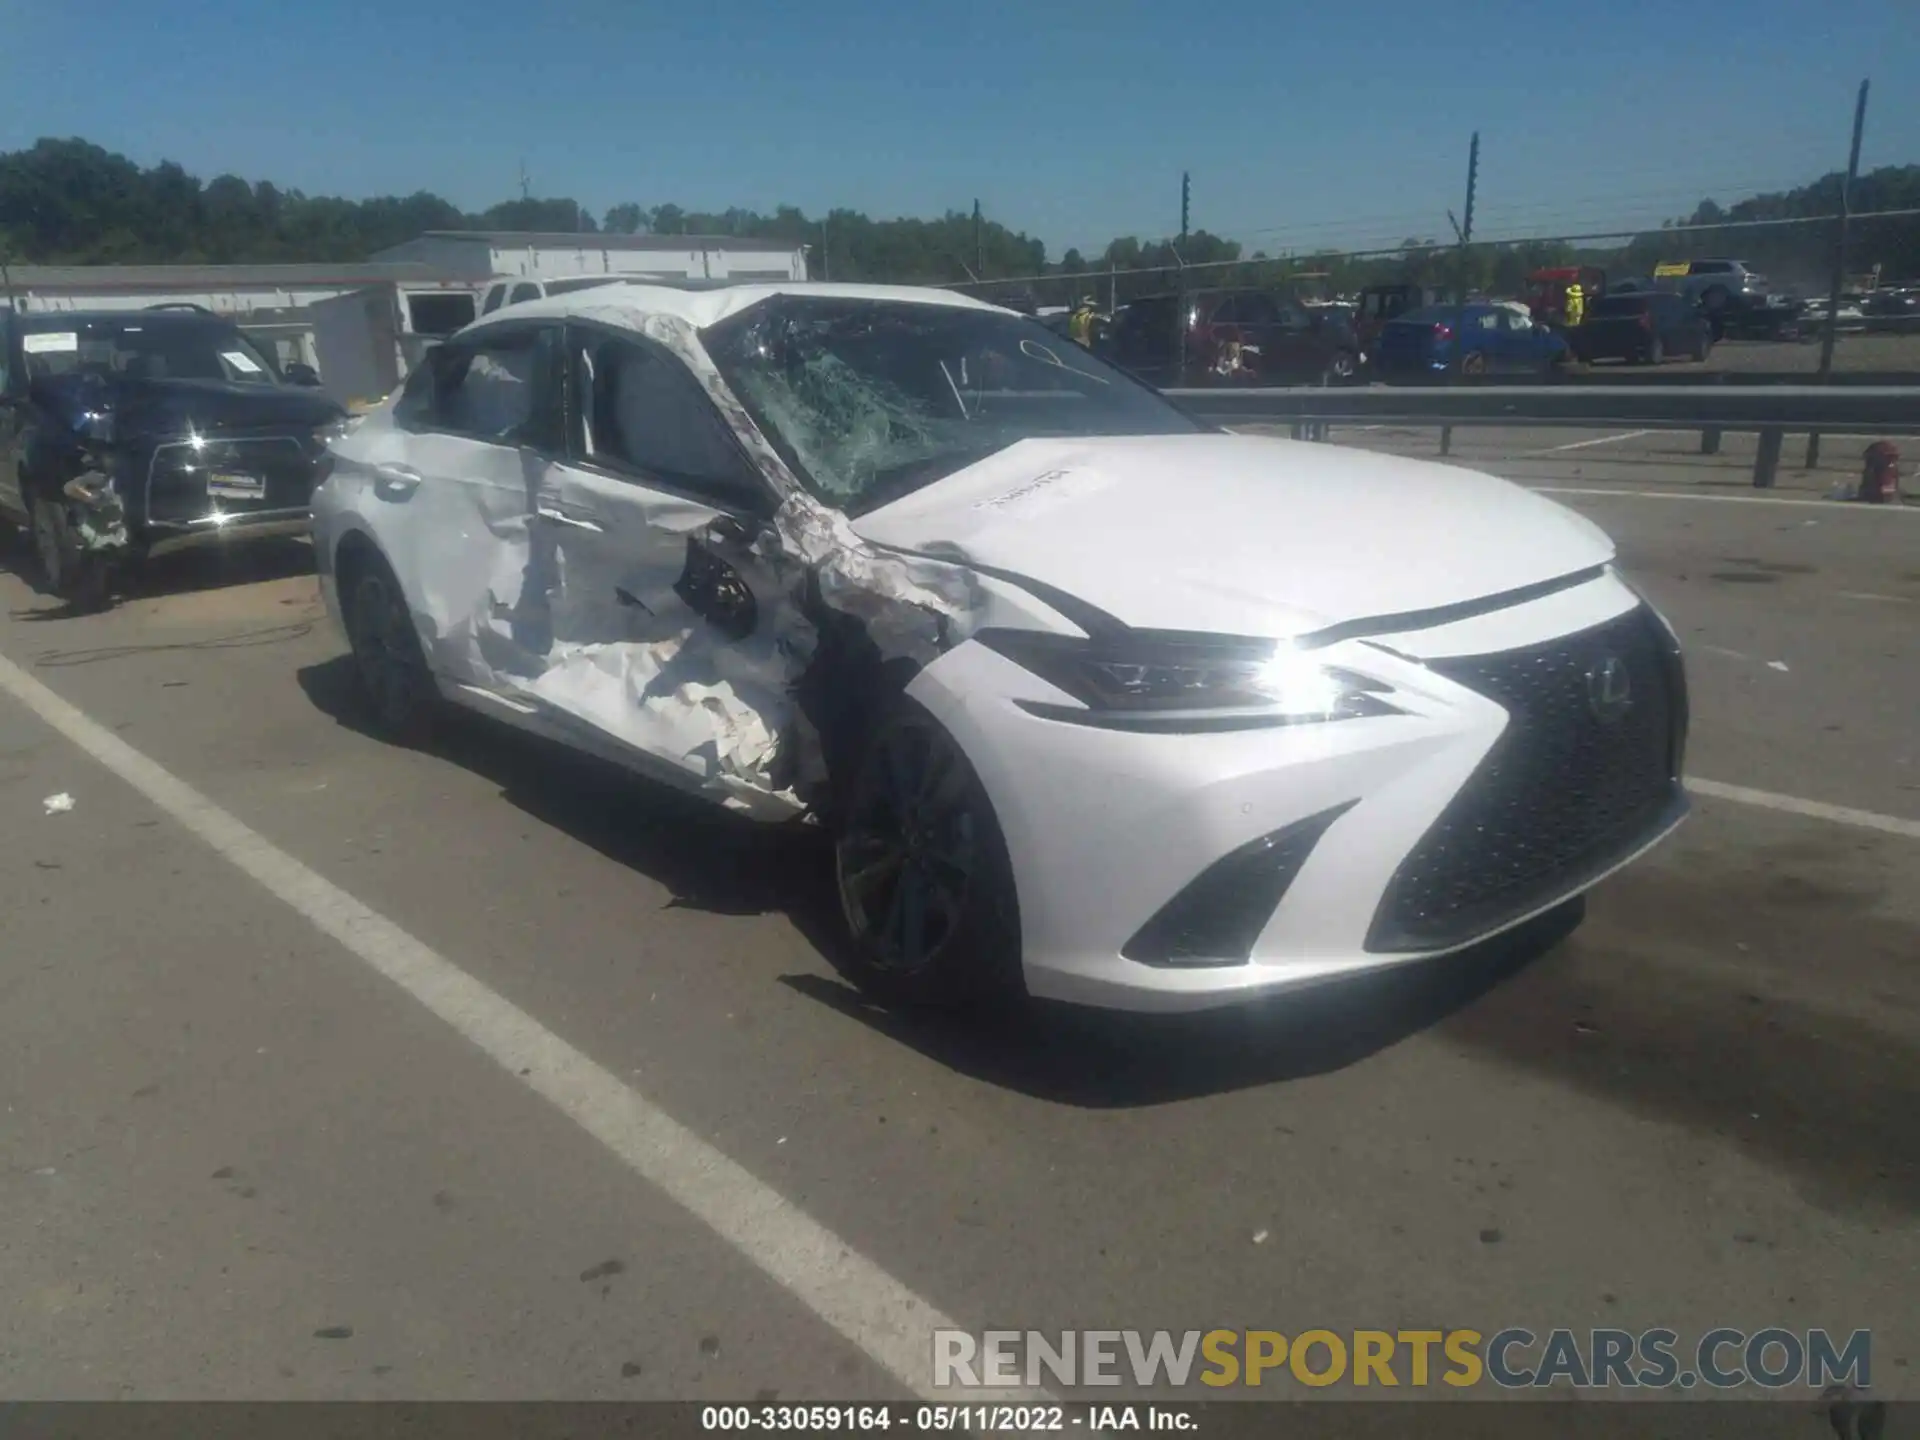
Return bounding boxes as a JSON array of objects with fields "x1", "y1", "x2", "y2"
[{"x1": 932, "y1": 1328, "x2": 1872, "y2": 1391}]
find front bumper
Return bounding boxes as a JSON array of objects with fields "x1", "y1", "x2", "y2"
[
  {"x1": 144, "y1": 508, "x2": 313, "y2": 558},
  {"x1": 908, "y1": 569, "x2": 1688, "y2": 1012}
]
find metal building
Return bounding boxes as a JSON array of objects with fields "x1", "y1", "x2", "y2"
[{"x1": 369, "y1": 231, "x2": 809, "y2": 283}]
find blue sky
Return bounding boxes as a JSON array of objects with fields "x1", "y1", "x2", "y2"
[{"x1": 2, "y1": 0, "x2": 1914, "y2": 261}]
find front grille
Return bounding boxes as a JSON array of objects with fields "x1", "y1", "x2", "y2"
[
  {"x1": 1367, "y1": 605, "x2": 1687, "y2": 953},
  {"x1": 145, "y1": 433, "x2": 324, "y2": 525}
]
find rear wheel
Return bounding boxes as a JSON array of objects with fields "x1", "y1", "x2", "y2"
[
  {"x1": 1459, "y1": 350, "x2": 1488, "y2": 378},
  {"x1": 1646, "y1": 335, "x2": 1665, "y2": 366},
  {"x1": 833, "y1": 697, "x2": 1022, "y2": 1009},
  {"x1": 343, "y1": 556, "x2": 437, "y2": 745}
]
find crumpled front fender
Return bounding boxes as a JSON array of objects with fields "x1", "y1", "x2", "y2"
[{"x1": 58, "y1": 470, "x2": 132, "y2": 554}]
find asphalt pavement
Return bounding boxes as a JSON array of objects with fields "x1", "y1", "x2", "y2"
[{"x1": 1, "y1": 437, "x2": 1916, "y2": 1404}]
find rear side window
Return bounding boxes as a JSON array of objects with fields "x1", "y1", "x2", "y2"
[
  {"x1": 510, "y1": 283, "x2": 543, "y2": 305},
  {"x1": 480, "y1": 285, "x2": 506, "y2": 316},
  {"x1": 402, "y1": 325, "x2": 564, "y2": 447},
  {"x1": 1472, "y1": 310, "x2": 1499, "y2": 330}
]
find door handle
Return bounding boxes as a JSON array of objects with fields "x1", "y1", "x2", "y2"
[
  {"x1": 372, "y1": 464, "x2": 422, "y2": 493},
  {"x1": 536, "y1": 505, "x2": 605, "y2": 533}
]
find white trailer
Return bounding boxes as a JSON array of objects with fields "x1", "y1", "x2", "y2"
[{"x1": 308, "y1": 283, "x2": 478, "y2": 406}]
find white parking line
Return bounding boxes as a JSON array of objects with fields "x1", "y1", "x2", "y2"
[
  {"x1": 0, "y1": 650, "x2": 1035, "y2": 1408},
  {"x1": 1689, "y1": 778, "x2": 1920, "y2": 841},
  {"x1": 1524, "y1": 429, "x2": 1654, "y2": 456}
]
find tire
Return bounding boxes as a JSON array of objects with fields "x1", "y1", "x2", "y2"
[
  {"x1": 342, "y1": 554, "x2": 438, "y2": 746},
  {"x1": 1459, "y1": 351, "x2": 1488, "y2": 378},
  {"x1": 832, "y1": 696, "x2": 1022, "y2": 1009},
  {"x1": 1323, "y1": 350, "x2": 1358, "y2": 385},
  {"x1": 1693, "y1": 330, "x2": 1711, "y2": 362},
  {"x1": 29, "y1": 493, "x2": 112, "y2": 612},
  {"x1": 1646, "y1": 336, "x2": 1665, "y2": 366}
]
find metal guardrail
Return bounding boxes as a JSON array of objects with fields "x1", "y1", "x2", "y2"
[{"x1": 1163, "y1": 384, "x2": 1920, "y2": 488}]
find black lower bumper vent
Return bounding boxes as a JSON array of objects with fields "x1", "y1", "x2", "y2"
[{"x1": 1122, "y1": 801, "x2": 1357, "y2": 967}]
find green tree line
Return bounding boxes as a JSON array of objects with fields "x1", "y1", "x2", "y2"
[{"x1": 2, "y1": 137, "x2": 1914, "y2": 305}]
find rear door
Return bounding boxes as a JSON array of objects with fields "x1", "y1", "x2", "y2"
[
  {"x1": 346, "y1": 320, "x2": 568, "y2": 692},
  {"x1": 527, "y1": 322, "x2": 792, "y2": 808}
]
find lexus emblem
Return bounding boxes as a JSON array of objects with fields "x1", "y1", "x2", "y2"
[{"x1": 1586, "y1": 654, "x2": 1633, "y2": 722}]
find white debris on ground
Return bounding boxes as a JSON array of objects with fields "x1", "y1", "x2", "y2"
[{"x1": 42, "y1": 792, "x2": 74, "y2": 814}]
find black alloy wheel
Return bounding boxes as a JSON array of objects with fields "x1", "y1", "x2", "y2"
[
  {"x1": 834, "y1": 699, "x2": 1020, "y2": 1007},
  {"x1": 345, "y1": 562, "x2": 437, "y2": 745}
]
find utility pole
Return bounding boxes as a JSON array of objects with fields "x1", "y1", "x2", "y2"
[
  {"x1": 819, "y1": 220, "x2": 829, "y2": 281},
  {"x1": 1177, "y1": 172, "x2": 1192, "y2": 382},
  {"x1": 518, "y1": 160, "x2": 531, "y2": 201},
  {"x1": 1807, "y1": 79, "x2": 1870, "y2": 470},
  {"x1": 972, "y1": 199, "x2": 984, "y2": 279},
  {"x1": 1455, "y1": 131, "x2": 1479, "y2": 302}
]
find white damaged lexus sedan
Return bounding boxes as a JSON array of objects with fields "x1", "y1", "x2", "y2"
[{"x1": 311, "y1": 282, "x2": 1689, "y2": 1013}]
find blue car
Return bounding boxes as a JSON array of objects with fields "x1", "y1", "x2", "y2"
[{"x1": 1372, "y1": 302, "x2": 1570, "y2": 381}]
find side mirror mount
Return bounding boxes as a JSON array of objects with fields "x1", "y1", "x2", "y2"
[{"x1": 284, "y1": 362, "x2": 323, "y2": 387}]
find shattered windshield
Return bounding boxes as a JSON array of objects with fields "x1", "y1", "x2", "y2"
[{"x1": 703, "y1": 297, "x2": 1202, "y2": 516}]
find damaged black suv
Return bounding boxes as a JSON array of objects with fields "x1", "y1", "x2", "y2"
[{"x1": 0, "y1": 305, "x2": 349, "y2": 610}]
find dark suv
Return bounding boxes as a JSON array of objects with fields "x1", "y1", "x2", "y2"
[
  {"x1": 0, "y1": 306, "x2": 348, "y2": 610},
  {"x1": 1104, "y1": 290, "x2": 1361, "y2": 386}
]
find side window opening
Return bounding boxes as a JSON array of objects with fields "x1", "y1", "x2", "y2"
[
  {"x1": 411, "y1": 327, "x2": 563, "y2": 446},
  {"x1": 510, "y1": 283, "x2": 543, "y2": 306},
  {"x1": 573, "y1": 333, "x2": 763, "y2": 509},
  {"x1": 481, "y1": 285, "x2": 506, "y2": 316}
]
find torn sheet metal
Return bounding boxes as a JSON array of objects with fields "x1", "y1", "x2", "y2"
[{"x1": 61, "y1": 472, "x2": 130, "y2": 553}]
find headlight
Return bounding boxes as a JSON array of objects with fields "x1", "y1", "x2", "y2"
[{"x1": 975, "y1": 628, "x2": 1401, "y2": 730}]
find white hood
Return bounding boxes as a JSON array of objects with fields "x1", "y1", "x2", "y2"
[{"x1": 847, "y1": 434, "x2": 1616, "y2": 638}]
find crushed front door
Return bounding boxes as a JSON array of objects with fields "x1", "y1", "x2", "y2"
[{"x1": 504, "y1": 322, "x2": 805, "y2": 818}]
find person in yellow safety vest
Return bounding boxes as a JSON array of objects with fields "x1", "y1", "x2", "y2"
[
  {"x1": 1068, "y1": 296, "x2": 1098, "y2": 346},
  {"x1": 1564, "y1": 281, "x2": 1586, "y2": 329}
]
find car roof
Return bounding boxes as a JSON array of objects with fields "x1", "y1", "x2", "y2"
[{"x1": 463, "y1": 280, "x2": 1008, "y2": 335}]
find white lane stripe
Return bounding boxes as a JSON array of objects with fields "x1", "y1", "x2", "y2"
[
  {"x1": 1835, "y1": 590, "x2": 1912, "y2": 604},
  {"x1": 0, "y1": 650, "x2": 1033, "y2": 1408},
  {"x1": 1525, "y1": 429, "x2": 1654, "y2": 455},
  {"x1": 1690, "y1": 777, "x2": 1920, "y2": 840},
  {"x1": 1529, "y1": 485, "x2": 1920, "y2": 512}
]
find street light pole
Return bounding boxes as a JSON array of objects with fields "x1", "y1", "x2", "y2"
[{"x1": 1807, "y1": 79, "x2": 1870, "y2": 471}]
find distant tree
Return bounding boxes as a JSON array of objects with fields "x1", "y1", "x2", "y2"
[{"x1": 603, "y1": 202, "x2": 647, "y2": 234}]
